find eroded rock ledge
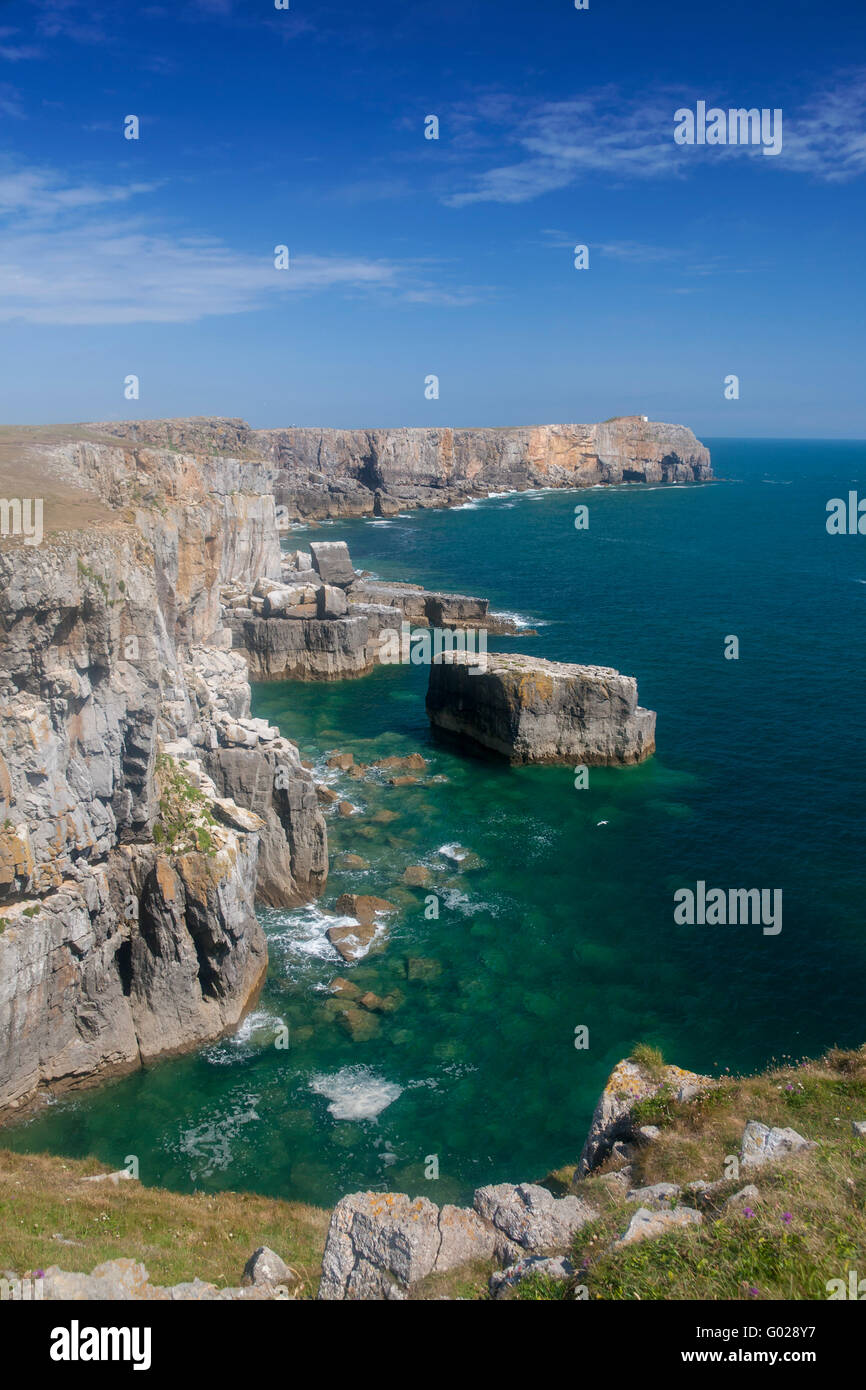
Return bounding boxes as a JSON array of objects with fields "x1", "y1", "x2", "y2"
[
  {"x1": 224, "y1": 540, "x2": 522, "y2": 681},
  {"x1": 426, "y1": 651, "x2": 656, "y2": 765}
]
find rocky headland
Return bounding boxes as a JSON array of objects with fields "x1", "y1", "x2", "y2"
[{"x1": 84, "y1": 413, "x2": 712, "y2": 520}]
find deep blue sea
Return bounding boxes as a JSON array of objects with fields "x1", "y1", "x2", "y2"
[{"x1": 5, "y1": 439, "x2": 865, "y2": 1209}]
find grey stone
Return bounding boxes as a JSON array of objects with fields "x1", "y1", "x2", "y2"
[
  {"x1": 725, "y1": 1185, "x2": 760, "y2": 1209},
  {"x1": 242, "y1": 1246, "x2": 295, "y2": 1288},
  {"x1": 309, "y1": 541, "x2": 355, "y2": 587},
  {"x1": 489, "y1": 1254, "x2": 576, "y2": 1298},
  {"x1": 316, "y1": 584, "x2": 348, "y2": 619},
  {"x1": 740, "y1": 1121, "x2": 817, "y2": 1168},
  {"x1": 318, "y1": 1192, "x2": 442, "y2": 1300},
  {"x1": 618, "y1": 1205, "x2": 702, "y2": 1246},
  {"x1": 626, "y1": 1182, "x2": 680, "y2": 1209},
  {"x1": 472, "y1": 1182, "x2": 596, "y2": 1253}
]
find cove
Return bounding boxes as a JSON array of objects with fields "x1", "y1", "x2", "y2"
[{"x1": 4, "y1": 439, "x2": 865, "y2": 1211}]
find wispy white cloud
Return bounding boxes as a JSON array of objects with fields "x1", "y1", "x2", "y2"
[
  {"x1": 0, "y1": 83, "x2": 24, "y2": 118},
  {"x1": 441, "y1": 74, "x2": 866, "y2": 206},
  {"x1": 0, "y1": 164, "x2": 483, "y2": 323},
  {"x1": 780, "y1": 70, "x2": 866, "y2": 181}
]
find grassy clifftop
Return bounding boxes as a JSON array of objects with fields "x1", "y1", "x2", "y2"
[
  {"x1": 2, "y1": 1045, "x2": 864, "y2": 1300},
  {"x1": 526, "y1": 1043, "x2": 866, "y2": 1301},
  {"x1": 0, "y1": 1148, "x2": 329, "y2": 1298}
]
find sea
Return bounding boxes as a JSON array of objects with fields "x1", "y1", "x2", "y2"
[{"x1": 5, "y1": 438, "x2": 865, "y2": 1209}]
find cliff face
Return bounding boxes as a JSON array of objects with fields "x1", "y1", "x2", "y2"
[
  {"x1": 0, "y1": 438, "x2": 326, "y2": 1112},
  {"x1": 88, "y1": 415, "x2": 712, "y2": 519}
]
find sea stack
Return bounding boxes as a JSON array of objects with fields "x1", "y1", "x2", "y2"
[{"x1": 426, "y1": 651, "x2": 656, "y2": 765}]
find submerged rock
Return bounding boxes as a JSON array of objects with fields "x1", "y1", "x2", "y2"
[{"x1": 426, "y1": 652, "x2": 656, "y2": 765}]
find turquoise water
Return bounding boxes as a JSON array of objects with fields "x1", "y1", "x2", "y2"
[{"x1": 5, "y1": 439, "x2": 866, "y2": 1209}]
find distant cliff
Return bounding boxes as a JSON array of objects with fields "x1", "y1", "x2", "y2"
[{"x1": 87, "y1": 415, "x2": 713, "y2": 519}]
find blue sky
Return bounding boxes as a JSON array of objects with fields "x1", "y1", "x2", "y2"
[{"x1": 1, "y1": 0, "x2": 864, "y2": 435}]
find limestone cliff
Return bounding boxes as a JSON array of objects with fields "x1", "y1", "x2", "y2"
[
  {"x1": 426, "y1": 652, "x2": 656, "y2": 765},
  {"x1": 0, "y1": 439, "x2": 326, "y2": 1113}
]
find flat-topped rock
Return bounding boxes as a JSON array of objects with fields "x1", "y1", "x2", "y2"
[
  {"x1": 426, "y1": 651, "x2": 656, "y2": 765},
  {"x1": 310, "y1": 541, "x2": 355, "y2": 587}
]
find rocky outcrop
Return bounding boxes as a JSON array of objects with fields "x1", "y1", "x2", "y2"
[
  {"x1": 223, "y1": 544, "x2": 518, "y2": 682},
  {"x1": 426, "y1": 651, "x2": 656, "y2": 765},
  {"x1": 317, "y1": 1182, "x2": 597, "y2": 1300},
  {"x1": 577, "y1": 1057, "x2": 712, "y2": 1176},
  {"x1": 87, "y1": 414, "x2": 712, "y2": 521}
]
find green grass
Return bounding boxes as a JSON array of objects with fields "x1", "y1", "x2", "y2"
[
  {"x1": 0, "y1": 1149, "x2": 330, "y2": 1297},
  {"x1": 153, "y1": 753, "x2": 219, "y2": 856}
]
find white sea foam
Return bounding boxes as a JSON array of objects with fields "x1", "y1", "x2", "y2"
[
  {"x1": 204, "y1": 1008, "x2": 285, "y2": 1065},
  {"x1": 438, "y1": 842, "x2": 470, "y2": 863},
  {"x1": 175, "y1": 1093, "x2": 261, "y2": 1179},
  {"x1": 441, "y1": 886, "x2": 497, "y2": 916},
  {"x1": 309, "y1": 1066, "x2": 403, "y2": 1121},
  {"x1": 491, "y1": 609, "x2": 548, "y2": 629},
  {"x1": 265, "y1": 904, "x2": 359, "y2": 965}
]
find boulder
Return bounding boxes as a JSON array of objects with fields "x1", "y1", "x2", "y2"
[
  {"x1": 472, "y1": 1182, "x2": 596, "y2": 1255},
  {"x1": 436, "y1": 1205, "x2": 498, "y2": 1271},
  {"x1": 618, "y1": 1205, "x2": 702, "y2": 1246},
  {"x1": 318, "y1": 1193, "x2": 442, "y2": 1300},
  {"x1": 402, "y1": 865, "x2": 430, "y2": 887},
  {"x1": 334, "y1": 893, "x2": 395, "y2": 925},
  {"x1": 326, "y1": 921, "x2": 379, "y2": 963},
  {"x1": 242, "y1": 1246, "x2": 295, "y2": 1288},
  {"x1": 327, "y1": 753, "x2": 355, "y2": 770},
  {"x1": 317, "y1": 1192, "x2": 500, "y2": 1300},
  {"x1": 263, "y1": 584, "x2": 317, "y2": 616},
  {"x1": 626, "y1": 1182, "x2": 681, "y2": 1209},
  {"x1": 310, "y1": 541, "x2": 355, "y2": 587},
  {"x1": 316, "y1": 584, "x2": 349, "y2": 619},
  {"x1": 725, "y1": 1185, "x2": 761, "y2": 1209},
  {"x1": 489, "y1": 1254, "x2": 576, "y2": 1299},
  {"x1": 336, "y1": 853, "x2": 370, "y2": 870},
  {"x1": 740, "y1": 1121, "x2": 817, "y2": 1167}
]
